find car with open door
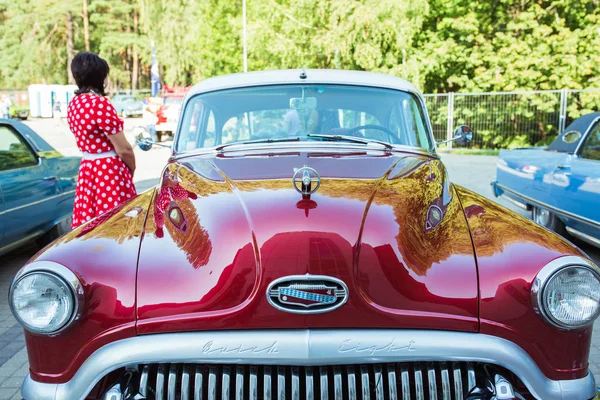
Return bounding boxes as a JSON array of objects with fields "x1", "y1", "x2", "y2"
[
  {"x1": 493, "y1": 112, "x2": 600, "y2": 248},
  {"x1": 10, "y1": 71, "x2": 598, "y2": 400},
  {"x1": 0, "y1": 118, "x2": 79, "y2": 256}
]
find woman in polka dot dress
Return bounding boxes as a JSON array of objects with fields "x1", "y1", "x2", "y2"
[{"x1": 68, "y1": 52, "x2": 137, "y2": 229}]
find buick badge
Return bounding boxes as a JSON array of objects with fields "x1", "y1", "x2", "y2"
[{"x1": 267, "y1": 275, "x2": 348, "y2": 314}]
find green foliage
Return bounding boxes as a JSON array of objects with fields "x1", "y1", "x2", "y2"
[{"x1": 1, "y1": 0, "x2": 599, "y2": 149}]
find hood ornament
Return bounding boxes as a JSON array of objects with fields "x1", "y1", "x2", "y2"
[
  {"x1": 267, "y1": 275, "x2": 348, "y2": 314},
  {"x1": 292, "y1": 165, "x2": 320, "y2": 196}
]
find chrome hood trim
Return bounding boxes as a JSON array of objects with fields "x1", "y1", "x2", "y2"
[{"x1": 23, "y1": 329, "x2": 595, "y2": 400}]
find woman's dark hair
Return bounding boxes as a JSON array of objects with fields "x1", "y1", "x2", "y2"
[{"x1": 71, "y1": 52, "x2": 109, "y2": 96}]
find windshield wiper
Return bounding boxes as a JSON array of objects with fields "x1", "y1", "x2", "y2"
[
  {"x1": 306, "y1": 133, "x2": 393, "y2": 150},
  {"x1": 215, "y1": 137, "x2": 300, "y2": 151}
]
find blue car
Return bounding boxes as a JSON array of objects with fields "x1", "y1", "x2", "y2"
[
  {"x1": 492, "y1": 112, "x2": 600, "y2": 248},
  {"x1": 111, "y1": 94, "x2": 144, "y2": 118},
  {"x1": 0, "y1": 118, "x2": 80, "y2": 256}
]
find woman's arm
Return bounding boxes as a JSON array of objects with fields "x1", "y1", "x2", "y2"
[{"x1": 108, "y1": 132, "x2": 136, "y2": 176}]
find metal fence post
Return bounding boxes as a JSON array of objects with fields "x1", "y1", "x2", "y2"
[
  {"x1": 446, "y1": 92, "x2": 455, "y2": 150},
  {"x1": 559, "y1": 88, "x2": 567, "y2": 134}
]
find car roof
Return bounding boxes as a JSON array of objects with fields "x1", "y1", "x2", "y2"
[
  {"x1": 0, "y1": 118, "x2": 55, "y2": 152},
  {"x1": 548, "y1": 112, "x2": 600, "y2": 153},
  {"x1": 187, "y1": 69, "x2": 421, "y2": 97}
]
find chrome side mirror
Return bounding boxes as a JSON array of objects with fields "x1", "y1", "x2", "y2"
[
  {"x1": 436, "y1": 125, "x2": 473, "y2": 147},
  {"x1": 135, "y1": 128, "x2": 171, "y2": 151}
]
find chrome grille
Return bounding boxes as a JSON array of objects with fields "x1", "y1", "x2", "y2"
[{"x1": 137, "y1": 362, "x2": 477, "y2": 400}]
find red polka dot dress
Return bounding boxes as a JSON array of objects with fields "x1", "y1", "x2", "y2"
[{"x1": 67, "y1": 93, "x2": 136, "y2": 229}]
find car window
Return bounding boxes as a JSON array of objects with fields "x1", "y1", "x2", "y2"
[
  {"x1": 177, "y1": 85, "x2": 433, "y2": 152},
  {"x1": 205, "y1": 111, "x2": 216, "y2": 147},
  {"x1": 0, "y1": 125, "x2": 38, "y2": 171},
  {"x1": 580, "y1": 122, "x2": 600, "y2": 161}
]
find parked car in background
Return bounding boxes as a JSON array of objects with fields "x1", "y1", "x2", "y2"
[
  {"x1": 155, "y1": 94, "x2": 184, "y2": 142},
  {"x1": 0, "y1": 118, "x2": 79, "y2": 256},
  {"x1": 493, "y1": 112, "x2": 600, "y2": 248},
  {"x1": 9, "y1": 106, "x2": 30, "y2": 120},
  {"x1": 111, "y1": 94, "x2": 144, "y2": 118},
  {"x1": 11, "y1": 70, "x2": 598, "y2": 400}
]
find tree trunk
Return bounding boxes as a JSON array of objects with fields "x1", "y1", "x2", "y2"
[
  {"x1": 83, "y1": 0, "x2": 90, "y2": 51},
  {"x1": 66, "y1": 12, "x2": 75, "y2": 85},
  {"x1": 132, "y1": 8, "x2": 139, "y2": 90}
]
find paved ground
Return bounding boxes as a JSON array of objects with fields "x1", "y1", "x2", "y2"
[{"x1": 0, "y1": 121, "x2": 599, "y2": 398}]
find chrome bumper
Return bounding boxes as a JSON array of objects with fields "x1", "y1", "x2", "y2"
[{"x1": 22, "y1": 329, "x2": 596, "y2": 400}]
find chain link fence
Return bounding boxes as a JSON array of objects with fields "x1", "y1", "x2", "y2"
[
  {"x1": 425, "y1": 89, "x2": 600, "y2": 150},
  {"x1": 3, "y1": 87, "x2": 600, "y2": 150}
]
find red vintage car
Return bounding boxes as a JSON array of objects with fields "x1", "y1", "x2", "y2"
[{"x1": 10, "y1": 70, "x2": 599, "y2": 400}]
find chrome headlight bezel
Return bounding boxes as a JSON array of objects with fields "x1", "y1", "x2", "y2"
[
  {"x1": 531, "y1": 256, "x2": 600, "y2": 330},
  {"x1": 9, "y1": 261, "x2": 84, "y2": 335}
]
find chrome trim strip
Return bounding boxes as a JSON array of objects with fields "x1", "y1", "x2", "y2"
[
  {"x1": 500, "y1": 193, "x2": 529, "y2": 210},
  {"x1": 360, "y1": 365, "x2": 370, "y2": 400},
  {"x1": 495, "y1": 182, "x2": 600, "y2": 230},
  {"x1": 414, "y1": 363, "x2": 424, "y2": 400},
  {"x1": 320, "y1": 366, "x2": 329, "y2": 400},
  {"x1": 374, "y1": 364, "x2": 384, "y2": 400},
  {"x1": 0, "y1": 230, "x2": 45, "y2": 256},
  {"x1": 278, "y1": 366, "x2": 285, "y2": 400},
  {"x1": 235, "y1": 366, "x2": 244, "y2": 400},
  {"x1": 386, "y1": 364, "x2": 397, "y2": 400},
  {"x1": 440, "y1": 363, "x2": 451, "y2": 400},
  {"x1": 194, "y1": 365, "x2": 203, "y2": 400},
  {"x1": 139, "y1": 365, "x2": 149, "y2": 398},
  {"x1": 208, "y1": 366, "x2": 217, "y2": 400},
  {"x1": 427, "y1": 363, "x2": 437, "y2": 400},
  {"x1": 466, "y1": 363, "x2": 476, "y2": 393},
  {"x1": 400, "y1": 365, "x2": 410, "y2": 400},
  {"x1": 21, "y1": 329, "x2": 596, "y2": 400},
  {"x1": 249, "y1": 365, "x2": 258, "y2": 400},
  {"x1": 182, "y1": 364, "x2": 191, "y2": 400},
  {"x1": 264, "y1": 366, "x2": 271, "y2": 400},
  {"x1": 222, "y1": 365, "x2": 231, "y2": 400},
  {"x1": 168, "y1": 363, "x2": 178, "y2": 400},
  {"x1": 566, "y1": 226, "x2": 600, "y2": 248},
  {"x1": 156, "y1": 364, "x2": 166, "y2": 400},
  {"x1": 0, "y1": 190, "x2": 75, "y2": 216},
  {"x1": 452, "y1": 362, "x2": 462, "y2": 400},
  {"x1": 333, "y1": 366, "x2": 342, "y2": 400},
  {"x1": 306, "y1": 366, "x2": 314, "y2": 400},
  {"x1": 347, "y1": 366, "x2": 356, "y2": 400},
  {"x1": 531, "y1": 256, "x2": 600, "y2": 330},
  {"x1": 291, "y1": 366, "x2": 300, "y2": 400}
]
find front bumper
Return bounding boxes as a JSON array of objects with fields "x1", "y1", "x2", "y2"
[{"x1": 22, "y1": 329, "x2": 595, "y2": 400}]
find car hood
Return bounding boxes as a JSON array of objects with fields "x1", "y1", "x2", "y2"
[{"x1": 136, "y1": 148, "x2": 478, "y2": 333}]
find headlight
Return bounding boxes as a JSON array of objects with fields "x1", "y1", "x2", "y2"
[
  {"x1": 532, "y1": 256, "x2": 600, "y2": 329},
  {"x1": 9, "y1": 262, "x2": 83, "y2": 335}
]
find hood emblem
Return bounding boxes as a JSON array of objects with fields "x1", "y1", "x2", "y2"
[
  {"x1": 267, "y1": 275, "x2": 348, "y2": 314},
  {"x1": 292, "y1": 165, "x2": 320, "y2": 195}
]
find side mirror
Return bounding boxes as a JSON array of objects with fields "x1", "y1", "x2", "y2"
[
  {"x1": 436, "y1": 125, "x2": 473, "y2": 147},
  {"x1": 136, "y1": 129, "x2": 154, "y2": 151},
  {"x1": 134, "y1": 127, "x2": 171, "y2": 151}
]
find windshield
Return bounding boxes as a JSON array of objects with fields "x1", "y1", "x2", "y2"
[{"x1": 176, "y1": 85, "x2": 433, "y2": 152}]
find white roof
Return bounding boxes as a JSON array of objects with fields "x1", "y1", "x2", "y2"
[{"x1": 187, "y1": 69, "x2": 421, "y2": 97}]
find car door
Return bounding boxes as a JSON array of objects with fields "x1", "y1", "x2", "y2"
[
  {"x1": 0, "y1": 123, "x2": 60, "y2": 249},
  {"x1": 550, "y1": 119, "x2": 600, "y2": 241}
]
